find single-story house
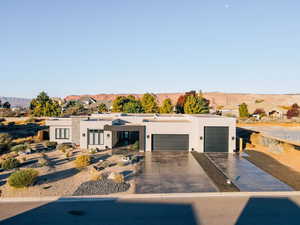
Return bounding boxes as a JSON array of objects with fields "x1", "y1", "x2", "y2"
[{"x1": 46, "y1": 113, "x2": 236, "y2": 153}]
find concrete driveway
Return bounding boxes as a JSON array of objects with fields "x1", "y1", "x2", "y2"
[{"x1": 135, "y1": 152, "x2": 218, "y2": 193}]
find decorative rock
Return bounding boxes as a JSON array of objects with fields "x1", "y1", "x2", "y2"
[
  {"x1": 108, "y1": 172, "x2": 117, "y2": 180},
  {"x1": 73, "y1": 179, "x2": 130, "y2": 196}
]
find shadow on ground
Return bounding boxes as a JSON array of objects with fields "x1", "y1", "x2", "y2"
[
  {"x1": 235, "y1": 197, "x2": 300, "y2": 225},
  {"x1": 0, "y1": 198, "x2": 199, "y2": 225},
  {"x1": 37, "y1": 168, "x2": 79, "y2": 185}
]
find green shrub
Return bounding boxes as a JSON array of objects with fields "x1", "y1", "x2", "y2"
[
  {"x1": 131, "y1": 141, "x2": 139, "y2": 150},
  {"x1": 8, "y1": 169, "x2": 39, "y2": 188},
  {"x1": 117, "y1": 161, "x2": 126, "y2": 167},
  {"x1": 74, "y1": 155, "x2": 91, "y2": 169},
  {"x1": 57, "y1": 143, "x2": 73, "y2": 153},
  {"x1": 45, "y1": 141, "x2": 57, "y2": 148},
  {"x1": 26, "y1": 117, "x2": 36, "y2": 123},
  {"x1": 1, "y1": 158, "x2": 20, "y2": 170},
  {"x1": 10, "y1": 144, "x2": 28, "y2": 153},
  {"x1": 0, "y1": 133, "x2": 12, "y2": 153}
]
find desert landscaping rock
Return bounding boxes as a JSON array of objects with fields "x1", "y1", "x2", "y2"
[{"x1": 73, "y1": 179, "x2": 130, "y2": 196}]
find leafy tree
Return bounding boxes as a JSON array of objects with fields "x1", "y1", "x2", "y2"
[
  {"x1": 0, "y1": 133, "x2": 12, "y2": 153},
  {"x1": 2, "y1": 102, "x2": 11, "y2": 109},
  {"x1": 159, "y1": 98, "x2": 173, "y2": 114},
  {"x1": 141, "y1": 93, "x2": 158, "y2": 113},
  {"x1": 287, "y1": 103, "x2": 300, "y2": 119},
  {"x1": 30, "y1": 92, "x2": 61, "y2": 116},
  {"x1": 175, "y1": 91, "x2": 197, "y2": 113},
  {"x1": 98, "y1": 103, "x2": 108, "y2": 113},
  {"x1": 112, "y1": 96, "x2": 127, "y2": 112},
  {"x1": 239, "y1": 103, "x2": 250, "y2": 118},
  {"x1": 123, "y1": 100, "x2": 144, "y2": 113},
  {"x1": 184, "y1": 94, "x2": 210, "y2": 114},
  {"x1": 253, "y1": 108, "x2": 266, "y2": 116}
]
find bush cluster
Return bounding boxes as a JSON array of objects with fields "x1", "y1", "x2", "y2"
[
  {"x1": 74, "y1": 155, "x2": 91, "y2": 169},
  {"x1": 57, "y1": 143, "x2": 73, "y2": 153},
  {"x1": 10, "y1": 144, "x2": 28, "y2": 153},
  {"x1": 8, "y1": 169, "x2": 39, "y2": 188},
  {"x1": 45, "y1": 141, "x2": 57, "y2": 149},
  {"x1": 113, "y1": 173, "x2": 125, "y2": 184},
  {"x1": 1, "y1": 158, "x2": 20, "y2": 170}
]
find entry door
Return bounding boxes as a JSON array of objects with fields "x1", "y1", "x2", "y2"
[
  {"x1": 152, "y1": 134, "x2": 189, "y2": 151},
  {"x1": 204, "y1": 127, "x2": 229, "y2": 152}
]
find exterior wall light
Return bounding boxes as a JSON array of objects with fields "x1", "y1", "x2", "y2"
[
  {"x1": 147, "y1": 135, "x2": 150, "y2": 139},
  {"x1": 232, "y1": 136, "x2": 235, "y2": 140},
  {"x1": 200, "y1": 136, "x2": 203, "y2": 140},
  {"x1": 107, "y1": 133, "x2": 110, "y2": 138},
  {"x1": 82, "y1": 133, "x2": 86, "y2": 137}
]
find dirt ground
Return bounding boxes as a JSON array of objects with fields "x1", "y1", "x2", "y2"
[
  {"x1": 238, "y1": 122, "x2": 300, "y2": 127},
  {"x1": 0, "y1": 149, "x2": 139, "y2": 198},
  {"x1": 244, "y1": 149, "x2": 300, "y2": 191}
]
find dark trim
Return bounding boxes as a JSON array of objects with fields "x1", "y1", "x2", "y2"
[{"x1": 104, "y1": 125, "x2": 146, "y2": 151}]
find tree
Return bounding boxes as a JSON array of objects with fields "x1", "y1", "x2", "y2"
[
  {"x1": 141, "y1": 93, "x2": 158, "y2": 113},
  {"x1": 159, "y1": 98, "x2": 173, "y2": 114},
  {"x1": 184, "y1": 94, "x2": 210, "y2": 114},
  {"x1": 2, "y1": 102, "x2": 11, "y2": 109},
  {"x1": 123, "y1": 100, "x2": 144, "y2": 113},
  {"x1": 239, "y1": 103, "x2": 250, "y2": 118},
  {"x1": 98, "y1": 103, "x2": 108, "y2": 113},
  {"x1": 287, "y1": 103, "x2": 300, "y2": 119},
  {"x1": 175, "y1": 90, "x2": 197, "y2": 113},
  {"x1": 112, "y1": 96, "x2": 127, "y2": 112},
  {"x1": 30, "y1": 92, "x2": 61, "y2": 116}
]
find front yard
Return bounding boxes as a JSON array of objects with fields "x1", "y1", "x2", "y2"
[{"x1": 0, "y1": 146, "x2": 144, "y2": 197}]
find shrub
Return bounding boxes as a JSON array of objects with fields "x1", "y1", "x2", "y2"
[
  {"x1": 8, "y1": 169, "x2": 39, "y2": 188},
  {"x1": 26, "y1": 117, "x2": 36, "y2": 123},
  {"x1": 117, "y1": 161, "x2": 126, "y2": 167},
  {"x1": 0, "y1": 133, "x2": 12, "y2": 153},
  {"x1": 113, "y1": 173, "x2": 124, "y2": 184},
  {"x1": 74, "y1": 155, "x2": 91, "y2": 169},
  {"x1": 131, "y1": 141, "x2": 139, "y2": 150},
  {"x1": 10, "y1": 144, "x2": 28, "y2": 153},
  {"x1": 57, "y1": 143, "x2": 73, "y2": 153},
  {"x1": 65, "y1": 151, "x2": 73, "y2": 158},
  {"x1": 38, "y1": 158, "x2": 49, "y2": 167},
  {"x1": 1, "y1": 158, "x2": 20, "y2": 170},
  {"x1": 90, "y1": 172, "x2": 103, "y2": 181},
  {"x1": 45, "y1": 141, "x2": 57, "y2": 149}
]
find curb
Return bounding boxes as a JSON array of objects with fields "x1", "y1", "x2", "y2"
[{"x1": 2, "y1": 191, "x2": 300, "y2": 202}]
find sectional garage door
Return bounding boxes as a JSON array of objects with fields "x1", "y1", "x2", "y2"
[
  {"x1": 152, "y1": 134, "x2": 189, "y2": 151},
  {"x1": 204, "y1": 126, "x2": 229, "y2": 152}
]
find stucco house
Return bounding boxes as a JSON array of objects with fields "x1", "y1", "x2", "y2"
[{"x1": 46, "y1": 113, "x2": 236, "y2": 153}]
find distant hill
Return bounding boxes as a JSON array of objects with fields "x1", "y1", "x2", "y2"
[
  {"x1": 65, "y1": 92, "x2": 300, "y2": 112},
  {"x1": 0, "y1": 97, "x2": 31, "y2": 108}
]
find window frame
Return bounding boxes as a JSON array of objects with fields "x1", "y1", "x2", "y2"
[
  {"x1": 88, "y1": 129, "x2": 104, "y2": 145},
  {"x1": 55, "y1": 128, "x2": 70, "y2": 140}
]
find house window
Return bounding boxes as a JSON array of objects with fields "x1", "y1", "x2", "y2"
[
  {"x1": 55, "y1": 128, "x2": 70, "y2": 139},
  {"x1": 88, "y1": 130, "x2": 104, "y2": 145}
]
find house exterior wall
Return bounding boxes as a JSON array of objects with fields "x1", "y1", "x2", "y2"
[
  {"x1": 46, "y1": 118, "x2": 73, "y2": 144},
  {"x1": 46, "y1": 114, "x2": 236, "y2": 153},
  {"x1": 79, "y1": 120, "x2": 113, "y2": 150}
]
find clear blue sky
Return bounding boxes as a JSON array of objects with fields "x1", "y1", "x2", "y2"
[{"x1": 1, "y1": 0, "x2": 299, "y2": 98}]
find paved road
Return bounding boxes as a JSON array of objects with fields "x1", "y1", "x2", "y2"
[
  {"x1": 135, "y1": 152, "x2": 218, "y2": 193},
  {"x1": 1, "y1": 194, "x2": 300, "y2": 225}
]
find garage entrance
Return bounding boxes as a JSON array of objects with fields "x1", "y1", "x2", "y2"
[
  {"x1": 152, "y1": 134, "x2": 189, "y2": 151},
  {"x1": 204, "y1": 126, "x2": 229, "y2": 152}
]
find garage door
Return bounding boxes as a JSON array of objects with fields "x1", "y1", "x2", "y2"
[
  {"x1": 204, "y1": 127, "x2": 229, "y2": 152},
  {"x1": 152, "y1": 134, "x2": 189, "y2": 151}
]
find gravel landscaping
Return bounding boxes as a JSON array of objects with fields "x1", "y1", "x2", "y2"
[{"x1": 73, "y1": 179, "x2": 130, "y2": 196}]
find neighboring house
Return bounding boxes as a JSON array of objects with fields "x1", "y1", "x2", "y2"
[
  {"x1": 46, "y1": 113, "x2": 236, "y2": 153},
  {"x1": 78, "y1": 96, "x2": 97, "y2": 106},
  {"x1": 51, "y1": 97, "x2": 66, "y2": 105}
]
